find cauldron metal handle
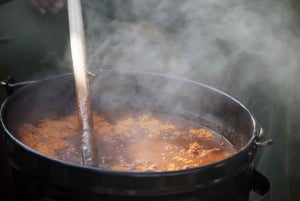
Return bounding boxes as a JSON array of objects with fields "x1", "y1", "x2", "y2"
[
  {"x1": 1, "y1": 76, "x2": 36, "y2": 95},
  {"x1": 1, "y1": 72, "x2": 95, "y2": 96},
  {"x1": 252, "y1": 169, "x2": 271, "y2": 201},
  {"x1": 255, "y1": 140, "x2": 273, "y2": 148},
  {"x1": 254, "y1": 127, "x2": 273, "y2": 148}
]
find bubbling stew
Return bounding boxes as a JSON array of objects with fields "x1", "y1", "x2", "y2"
[{"x1": 17, "y1": 112, "x2": 237, "y2": 172}]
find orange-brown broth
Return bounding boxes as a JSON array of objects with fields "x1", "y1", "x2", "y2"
[{"x1": 18, "y1": 113, "x2": 237, "y2": 172}]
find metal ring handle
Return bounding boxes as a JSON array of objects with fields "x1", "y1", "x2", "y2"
[
  {"x1": 254, "y1": 126, "x2": 273, "y2": 148},
  {"x1": 255, "y1": 140, "x2": 273, "y2": 148},
  {"x1": 1, "y1": 76, "x2": 37, "y2": 96}
]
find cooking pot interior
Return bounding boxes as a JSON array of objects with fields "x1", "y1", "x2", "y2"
[{"x1": 2, "y1": 71, "x2": 255, "y2": 151}]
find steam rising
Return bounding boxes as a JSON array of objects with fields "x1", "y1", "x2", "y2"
[
  {"x1": 79, "y1": 0, "x2": 300, "y2": 199},
  {"x1": 82, "y1": 0, "x2": 299, "y2": 92}
]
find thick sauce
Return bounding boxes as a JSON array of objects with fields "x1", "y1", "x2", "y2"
[{"x1": 18, "y1": 113, "x2": 237, "y2": 172}]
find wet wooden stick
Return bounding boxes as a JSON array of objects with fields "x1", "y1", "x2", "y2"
[{"x1": 67, "y1": 0, "x2": 96, "y2": 166}]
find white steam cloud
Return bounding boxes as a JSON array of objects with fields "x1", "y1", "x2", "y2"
[
  {"x1": 77, "y1": 1, "x2": 300, "y2": 199},
  {"x1": 81, "y1": 0, "x2": 299, "y2": 92}
]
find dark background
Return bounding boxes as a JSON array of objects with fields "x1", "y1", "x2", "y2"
[{"x1": 1, "y1": 0, "x2": 300, "y2": 200}]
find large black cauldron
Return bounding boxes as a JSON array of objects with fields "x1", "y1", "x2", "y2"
[{"x1": 0, "y1": 70, "x2": 271, "y2": 201}]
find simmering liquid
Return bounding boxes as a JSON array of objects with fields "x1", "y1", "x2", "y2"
[{"x1": 18, "y1": 113, "x2": 237, "y2": 172}]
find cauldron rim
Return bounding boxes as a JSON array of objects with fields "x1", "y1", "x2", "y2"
[{"x1": 0, "y1": 70, "x2": 259, "y2": 175}]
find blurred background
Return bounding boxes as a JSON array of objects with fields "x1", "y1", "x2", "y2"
[{"x1": 1, "y1": 0, "x2": 300, "y2": 200}]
